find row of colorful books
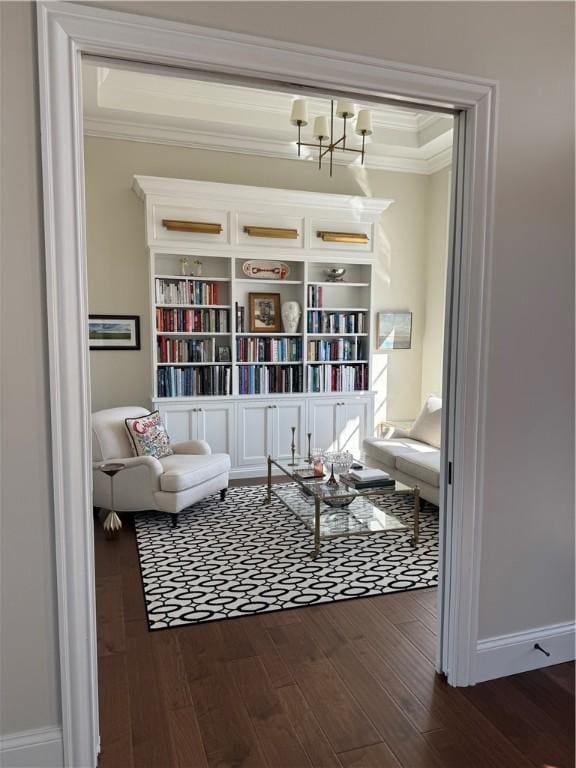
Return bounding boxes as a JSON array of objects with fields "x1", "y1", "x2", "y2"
[
  {"x1": 307, "y1": 363, "x2": 369, "y2": 392},
  {"x1": 238, "y1": 365, "x2": 304, "y2": 395},
  {"x1": 157, "y1": 337, "x2": 232, "y2": 364},
  {"x1": 236, "y1": 337, "x2": 302, "y2": 362},
  {"x1": 307, "y1": 311, "x2": 367, "y2": 334},
  {"x1": 156, "y1": 307, "x2": 230, "y2": 333},
  {"x1": 156, "y1": 365, "x2": 232, "y2": 397},
  {"x1": 307, "y1": 338, "x2": 366, "y2": 361},
  {"x1": 155, "y1": 278, "x2": 224, "y2": 306}
]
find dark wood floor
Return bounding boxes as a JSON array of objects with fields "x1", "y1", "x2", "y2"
[{"x1": 95, "y1": 502, "x2": 575, "y2": 768}]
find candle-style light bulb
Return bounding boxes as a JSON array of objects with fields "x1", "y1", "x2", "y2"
[
  {"x1": 290, "y1": 98, "x2": 309, "y2": 126},
  {"x1": 313, "y1": 115, "x2": 330, "y2": 141},
  {"x1": 355, "y1": 109, "x2": 373, "y2": 136}
]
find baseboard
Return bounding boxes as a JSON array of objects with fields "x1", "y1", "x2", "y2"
[
  {"x1": 0, "y1": 726, "x2": 63, "y2": 768},
  {"x1": 475, "y1": 621, "x2": 575, "y2": 683}
]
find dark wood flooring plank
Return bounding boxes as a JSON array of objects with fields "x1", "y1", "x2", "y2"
[
  {"x1": 187, "y1": 669, "x2": 269, "y2": 768},
  {"x1": 234, "y1": 616, "x2": 294, "y2": 689},
  {"x1": 288, "y1": 658, "x2": 381, "y2": 755},
  {"x1": 266, "y1": 620, "x2": 325, "y2": 668},
  {"x1": 97, "y1": 616, "x2": 126, "y2": 658},
  {"x1": 337, "y1": 742, "x2": 402, "y2": 768},
  {"x1": 228, "y1": 656, "x2": 313, "y2": 768},
  {"x1": 97, "y1": 653, "x2": 134, "y2": 768},
  {"x1": 541, "y1": 661, "x2": 575, "y2": 694},
  {"x1": 124, "y1": 619, "x2": 176, "y2": 768},
  {"x1": 508, "y1": 666, "x2": 575, "y2": 747},
  {"x1": 217, "y1": 616, "x2": 258, "y2": 661},
  {"x1": 179, "y1": 623, "x2": 269, "y2": 768},
  {"x1": 369, "y1": 592, "x2": 423, "y2": 626},
  {"x1": 96, "y1": 574, "x2": 124, "y2": 622},
  {"x1": 94, "y1": 525, "x2": 121, "y2": 580},
  {"x1": 168, "y1": 705, "x2": 210, "y2": 768},
  {"x1": 318, "y1": 642, "x2": 444, "y2": 767},
  {"x1": 395, "y1": 620, "x2": 437, "y2": 663},
  {"x1": 318, "y1": 607, "x2": 444, "y2": 734},
  {"x1": 152, "y1": 629, "x2": 193, "y2": 710},
  {"x1": 463, "y1": 676, "x2": 574, "y2": 767},
  {"x1": 277, "y1": 684, "x2": 344, "y2": 768}
]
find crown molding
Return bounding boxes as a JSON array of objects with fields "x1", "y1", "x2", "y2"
[
  {"x1": 132, "y1": 174, "x2": 395, "y2": 213},
  {"x1": 84, "y1": 117, "x2": 451, "y2": 175}
]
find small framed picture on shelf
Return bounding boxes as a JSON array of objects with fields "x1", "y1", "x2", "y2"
[
  {"x1": 217, "y1": 345, "x2": 231, "y2": 362},
  {"x1": 88, "y1": 315, "x2": 141, "y2": 351},
  {"x1": 248, "y1": 292, "x2": 282, "y2": 333},
  {"x1": 377, "y1": 311, "x2": 412, "y2": 350}
]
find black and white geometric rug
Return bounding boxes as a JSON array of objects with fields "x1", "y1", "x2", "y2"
[{"x1": 134, "y1": 484, "x2": 438, "y2": 630}]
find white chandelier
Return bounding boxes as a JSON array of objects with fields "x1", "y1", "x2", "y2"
[{"x1": 289, "y1": 98, "x2": 373, "y2": 177}]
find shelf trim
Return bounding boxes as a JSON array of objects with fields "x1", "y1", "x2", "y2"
[
  {"x1": 155, "y1": 275, "x2": 231, "y2": 282},
  {"x1": 156, "y1": 303, "x2": 231, "y2": 309}
]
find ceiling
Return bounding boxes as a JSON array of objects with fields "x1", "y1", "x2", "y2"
[{"x1": 82, "y1": 63, "x2": 453, "y2": 175}]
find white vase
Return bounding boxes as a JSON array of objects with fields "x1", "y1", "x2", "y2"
[{"x1": 281, "y1": 301, "x2": 301, "y2": 333}]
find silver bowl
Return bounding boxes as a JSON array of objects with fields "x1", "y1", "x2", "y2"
[{"x1": 324, "y1": 268, "x2": 346, "y2": 282}]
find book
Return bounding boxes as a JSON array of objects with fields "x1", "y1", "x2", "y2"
[
  {"x1": 340, "y1": 471, "x2": 395, "y2": 489},
  {"x1": 349, "y1": 468, "x2": 390, "y2": 481}
]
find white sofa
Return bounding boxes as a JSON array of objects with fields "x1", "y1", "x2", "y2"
[
  {"x1": 362, "y1": 396, "x2": 442, "y2": 505},
  {"x1": 92, "y1": 407, "x2": 231, "y2": 524}
]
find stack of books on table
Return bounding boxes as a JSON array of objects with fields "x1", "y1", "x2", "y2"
[{"x1": 340, "y1": 468, "x2": 395, "y2": 490}]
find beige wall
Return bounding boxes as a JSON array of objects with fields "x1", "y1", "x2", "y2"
[
  {"x1": 421, "y1": 167, "x2": 451, "y2": 401},
  {"x1": 0, "y1": 2, "x2": 62, "y2": 736},
  {"x1": 85, "y1": 135, "x2": 438, "y2": 422},
  {"x1": 1, "y1": 0, "x2": 573, "y2": 744}
]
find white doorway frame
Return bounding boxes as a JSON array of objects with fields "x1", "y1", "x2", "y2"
[{"x1": 37, "y1": 3, "x2": 496, "y2": 766}]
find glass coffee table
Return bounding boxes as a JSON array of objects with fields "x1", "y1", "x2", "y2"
[{"x1": 265, "y1": 456, "x2": 421, "y2": 558}]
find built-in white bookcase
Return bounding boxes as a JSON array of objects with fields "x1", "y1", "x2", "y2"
[{"x1": 134, "y1": 176, "x2": 393, "y2": 476}]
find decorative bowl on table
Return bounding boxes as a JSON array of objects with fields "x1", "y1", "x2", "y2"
[
  {"x1": 323, "y1": 491, "x2": 354, "y2": 509},
  {"x1": 324, "y1": 268, "x2": 346, "y2": 282}
]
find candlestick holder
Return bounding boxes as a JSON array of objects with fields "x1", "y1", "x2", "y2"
[
  {"x1": 288, "y1": 426, "x2": 298, "y2": 466},
  {"x1": 307, "y1": 432, "x2": 312, "y2": 464}
]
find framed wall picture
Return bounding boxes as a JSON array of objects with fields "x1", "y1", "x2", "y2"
[
  {"x1": 248, "y1": 292, "x2": 282, "y2": 333},
  {"x1": 377, "y1": 311, "x2": 412, "y2": 350},
  {"x1": 88, "y1": 314, "x2": 141, "y2": 350}
]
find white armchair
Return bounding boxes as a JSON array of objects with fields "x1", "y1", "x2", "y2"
[{"x1": 92, "y1": 407, "x2": 230, "y2": 524}]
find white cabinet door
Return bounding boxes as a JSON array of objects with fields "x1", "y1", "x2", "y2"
[
  {"x1": 337, "y1": 398, "x2": 369, "y2": 455},
  {"x1": 195, "y1": 403, "x2": 235, "y2": 461},
  {"x1": 307, "y1": 399, "x2": 340, "y2": 453},
  {"x1": 270, "y1": 400, "x2": 307, "y2": 462},
  {"x1": 236, "y1": 401, "x2": 273, "y2": 467},
  {"x1": 159, "y1": 405, "x2": 195, "y2": 444}
]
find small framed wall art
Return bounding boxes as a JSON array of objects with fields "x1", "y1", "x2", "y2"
[
  {"x1": 376, "y1": 311, "x2": 412, "y2": 350},
  {"x1": 248, "y1": 293, "x2": 282, "y2": 333},
  {"x1": 89, "y1": 315, "x2": 141, "y2": 350}
]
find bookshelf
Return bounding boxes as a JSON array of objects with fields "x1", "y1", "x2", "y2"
[
  {"x1": 134, "y1": 176, "x2": 393, "y2": 476},
  {"x1": 151, "y1": 253, "x2": 372, "y2": 398}
]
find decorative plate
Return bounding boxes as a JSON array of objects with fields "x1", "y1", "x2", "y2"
[{"x1": 242, "y1": 260, "x2": 290, "y2": 280}]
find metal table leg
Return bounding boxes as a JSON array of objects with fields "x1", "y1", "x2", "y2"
[
  {"x1": 411, "y1": 485, "x2": 421, "y2": 546},
  {"x1": 313, "y1": 496, "x2": 321, "y2": 559}
]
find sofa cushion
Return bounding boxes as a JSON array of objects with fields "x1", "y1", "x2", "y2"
[
  {"x1": 409, "y1": 396, "x2": 442, "y2": 448},
  {"x1": 363, "y1": 436, "x2": 433, "y2": 468},
  {"x1": 396, "y1": 452, "x2": 441, "y2": 488},
  {"x1": 125, "y1": 410, "x2": 173, "y2": 459},
  {"x1": 159, "y1": 453, "x2": 230, "y2": 493}
]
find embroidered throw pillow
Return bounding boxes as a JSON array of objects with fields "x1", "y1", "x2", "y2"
[{"x1": 125, "y1": 410, "x2": 173, "y2": 459}]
